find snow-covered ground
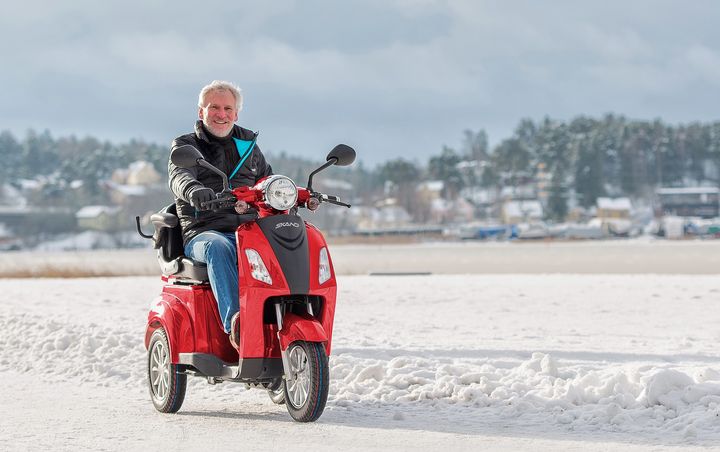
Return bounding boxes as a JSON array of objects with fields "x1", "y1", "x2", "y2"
[{"x1": 1, "y1": 272, "x2": 718, "y2": 451}]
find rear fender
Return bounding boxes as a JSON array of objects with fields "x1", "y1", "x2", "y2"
[
  {"x1": 278, "y1": 312, "x2": 328, "y2": 354},
  {"x1": 145, "y1": 293, "x2": 194, "y2": 363}
]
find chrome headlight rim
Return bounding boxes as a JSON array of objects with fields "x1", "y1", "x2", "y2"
[{"x1": 264, "y1": 175, "x2": 298, "y2": 211}]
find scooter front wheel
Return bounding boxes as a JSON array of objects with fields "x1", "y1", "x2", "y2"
[
  {"x1": 283, "y1": 341, "x2": 329, "y2": 422},
  {"x1": 147, "y1": 328, "x2": 186, "y2": 413}
]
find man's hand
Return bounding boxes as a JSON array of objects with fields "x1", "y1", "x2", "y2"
[{"x1": 189, "y1": 186, "x2": 214, "y2": 210}]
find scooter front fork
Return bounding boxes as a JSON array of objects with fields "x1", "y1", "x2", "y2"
[{"x1": 274, "y1": 302, "x2": 294, "y2": 384}]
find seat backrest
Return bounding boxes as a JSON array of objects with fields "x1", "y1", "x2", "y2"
[
  {"x1": 151, "y1": 203, "x2": 209, "y2": 281},
  {"x1": 156, "y1": 204, "x2": 185, "y2": 261}
]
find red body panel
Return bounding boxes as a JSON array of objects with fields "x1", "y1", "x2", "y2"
[
  {"x1": 145, "y1": 219, "x2": 338, "y2": 367},
  {"x1": 146, "y1": 284, "x2": 238, "y2": 363},
  {"x1": 278, "y1": 313, "x2": 328, "y2": 351},
  {"x1": 235, "y1": 221, "x2": 337, "y2": 358},
  {"x1": 305, "y1": 222, "x2": 337, "y2": 354}
]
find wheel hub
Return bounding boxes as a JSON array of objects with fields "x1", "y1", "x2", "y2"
[
  {"x1": 150, "y1": 341, "x2": 170, "y2": 401},
  {"x1": 286, "y1": 345, "x2": 311, "y2": 408}
]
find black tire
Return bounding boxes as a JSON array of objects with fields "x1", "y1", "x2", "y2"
[
  {"x1": 283, "y1": 341, "x2": 329, "y2": 422},
  {"x1": 147, "y1": 328, "x2": 186, "y2": 413}
]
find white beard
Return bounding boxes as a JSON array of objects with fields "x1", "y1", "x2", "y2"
[{"x1": 203, "y1": 119, "x2": 233, "y2": 138}]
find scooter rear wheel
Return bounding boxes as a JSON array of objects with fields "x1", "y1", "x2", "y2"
[
  {"x1": 267, "y1": 379, "x2": 286, "y2": 404},
  {"x1": 283, "y1": 341, "x2": 329, "y2": 422},
  {"x1": 147, "y1": 328, "x2": 186, "y2": 413}
]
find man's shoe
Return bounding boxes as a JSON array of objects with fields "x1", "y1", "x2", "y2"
[{"x1": 229, "y1": 312, "x2": 240, "y2": 349}]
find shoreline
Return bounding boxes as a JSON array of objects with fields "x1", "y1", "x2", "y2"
[{"x1": 2, "y1": 239, "x2": 720, "y2": 277}]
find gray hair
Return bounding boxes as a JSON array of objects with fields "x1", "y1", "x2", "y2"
[{"x1": 198, "y1": 80, "x2": 243, "y2": 111}]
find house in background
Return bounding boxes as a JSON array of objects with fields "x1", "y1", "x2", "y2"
[
  {"x1": 656, "y1": 187, "x2": 720, "y2": 218},
  {"x1": 104, "y1": 161, "x2": 171, "y2": 226},
  {"x1": 76, "y1": 205, "x2": 121, "y2": 231},
  {"x1": 596, "y1": 197, "x2": 632, "y2": 219},
  {"x1": 502, "y1": 199, "x2": 543, "y2": 224},
  {"x1": 596, "y1": 197, "x2": 633, "y2": 236},
  {"x1": 112, "y1": 161, "x2": 162, "y2": 186},
  {"x1": 107, "y1": 160, "x2": 163, "y2": 205}
]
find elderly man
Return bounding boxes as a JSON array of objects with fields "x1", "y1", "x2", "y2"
[{"x1": 168, "y1": 80, "x2": 273, "y2": 348}]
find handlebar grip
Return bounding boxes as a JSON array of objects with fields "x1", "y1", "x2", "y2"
[
  {"x1": 200, "y1": 194, "x2": 237, "y2": 210},
  {"x1": 323, "y1": 195, "x2": 351, "y2": 208},
  {"x1": 327, "y1": 199, "x2": 351, "y2": 208}
]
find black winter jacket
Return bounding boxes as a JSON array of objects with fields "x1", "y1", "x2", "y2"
[{"x1": 169, "y1": 121, "x2": 273, "y2": 245}]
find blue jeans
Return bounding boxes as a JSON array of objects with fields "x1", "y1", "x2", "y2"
[{"x1": 184, "y1": 231, "x2": 238, "y2": 333}]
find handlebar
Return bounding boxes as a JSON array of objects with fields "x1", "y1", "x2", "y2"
[
  {"x1": 199, "y1": 192, "x2": 237, "y2": 211},
  {"x1": 196, "y1": 185, "x2": 351, "y2": 212},
  {"x1": 319, "y1": 194, "x2": 351, "y2": 208}
]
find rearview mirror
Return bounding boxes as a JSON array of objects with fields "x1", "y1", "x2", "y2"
[
  {"x1": 171, "y1": 145, "x2": 204, "y2": 169},
  {"x1": 326, "y1": 144, "x2": 356, "y2": 167}
]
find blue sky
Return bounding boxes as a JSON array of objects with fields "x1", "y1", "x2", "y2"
[{"x1": 1, "y1": 0, "x2": 719, "y2": 166}]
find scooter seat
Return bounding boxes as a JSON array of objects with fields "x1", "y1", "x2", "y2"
[
  {"x1": 152, "y1": 204, "x2": 209, "y2": 282},
  {"x1": 162, "y1": 255, "x2": 209, "y2": 282}
]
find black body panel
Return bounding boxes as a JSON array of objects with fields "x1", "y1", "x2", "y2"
[
  {"x1": 239, "y1": 357, "x2": 283, "y2": 379},
  {"x1": 257, "y1": 214, "x2": 309, "y2": 294},
  {"x1": 178, "y1": 353, "x2": 283, "y2": 380}
]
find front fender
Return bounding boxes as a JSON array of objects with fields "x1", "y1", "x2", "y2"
[
  {"x1": 145, "y1": 293, "x2": 194, "y2": 363},
  {"x1": 278, "y1": 313, "x2": 328, "y2": 354}
]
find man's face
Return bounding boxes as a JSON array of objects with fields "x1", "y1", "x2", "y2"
[{"x1": 199, "y1": 89, "x2": 238, "y2": 138}]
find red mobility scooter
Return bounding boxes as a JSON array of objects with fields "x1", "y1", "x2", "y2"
[{"x1": 136, "y1": 143, "x2": 355, "y2": 422}]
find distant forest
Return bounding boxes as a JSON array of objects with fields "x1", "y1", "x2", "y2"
[{"x1": 1, "y1": 114, "x2": 719, "y2": 220}]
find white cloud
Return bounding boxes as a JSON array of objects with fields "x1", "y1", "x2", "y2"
[
  {"x1": 1, "y1": 1, "x2": 720, "y2": 164},
  {"x1": 684, "y1": 45, "x2": 720, "y2": 83}
]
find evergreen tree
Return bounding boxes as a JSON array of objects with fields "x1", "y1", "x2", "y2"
[
  {"x1": 547, "y1": 170, "x2": 569, "y2": 221},
  {"x1": 573, "y1": 132, "x2": 605, "y2": 208},
  {"x1": 492, "y1": 138, "x2": 532, "y2": 187},
  {"x1": 0, "y1": 131, "x2": 22, "y2": 184},
  {"x1": 428, "y1": 146, "x2": 464, "y2": 198},
  {"x1": 21, "y1": 129, "x2": 57, "y2": 179},
  {"x1": 461, "y1": 129, "x2": 489, "y2": 161},
  {"x1": 377, "y1": 158, "x2": 420, "y2": 187}
]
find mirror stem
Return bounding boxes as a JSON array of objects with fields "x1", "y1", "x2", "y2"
[
  {"x1": 307, "y1": 157, "x2": 338, "y2": 192},
  {"x1": 198, "y1": 159, "x2": 230, "y2": 192}
]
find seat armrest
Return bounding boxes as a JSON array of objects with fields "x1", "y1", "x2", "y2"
[{"x1": 150, "y1": 212, "x2": 178, "y2": 229}]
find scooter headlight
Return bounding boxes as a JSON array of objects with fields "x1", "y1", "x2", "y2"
[
  {"x1": 264, "y1": 175, "x2": 298, "y2": 211},
  {"x1": 319, "y1": 247, "x2": 331, "y2": 284},
  {"x1": 245, "y1": 248, "x2": 272, "y2": 285}
]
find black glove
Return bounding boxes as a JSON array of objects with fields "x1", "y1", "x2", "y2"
[{"x1": 189, "y1": 186, "x2": 214, "y2": 210}]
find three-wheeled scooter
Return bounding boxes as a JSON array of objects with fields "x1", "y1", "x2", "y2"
[{"x1": 136, "y1": 143, "x2": 355, "y2": 422}]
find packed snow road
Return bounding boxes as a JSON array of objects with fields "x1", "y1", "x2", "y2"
[{"x1": 1, "y1": 275, "x2": 719, "y2": 451}]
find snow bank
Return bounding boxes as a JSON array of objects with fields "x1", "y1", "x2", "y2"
[
  {"x1": 330, "y1": 351, "x2": 720, "y2": 437},
  {"x1": 2, "y1": 310, "x2": 718, "y2": 442},
  {"x1": 0, "y1": 312, "x2": 145, "y2": 387}
]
